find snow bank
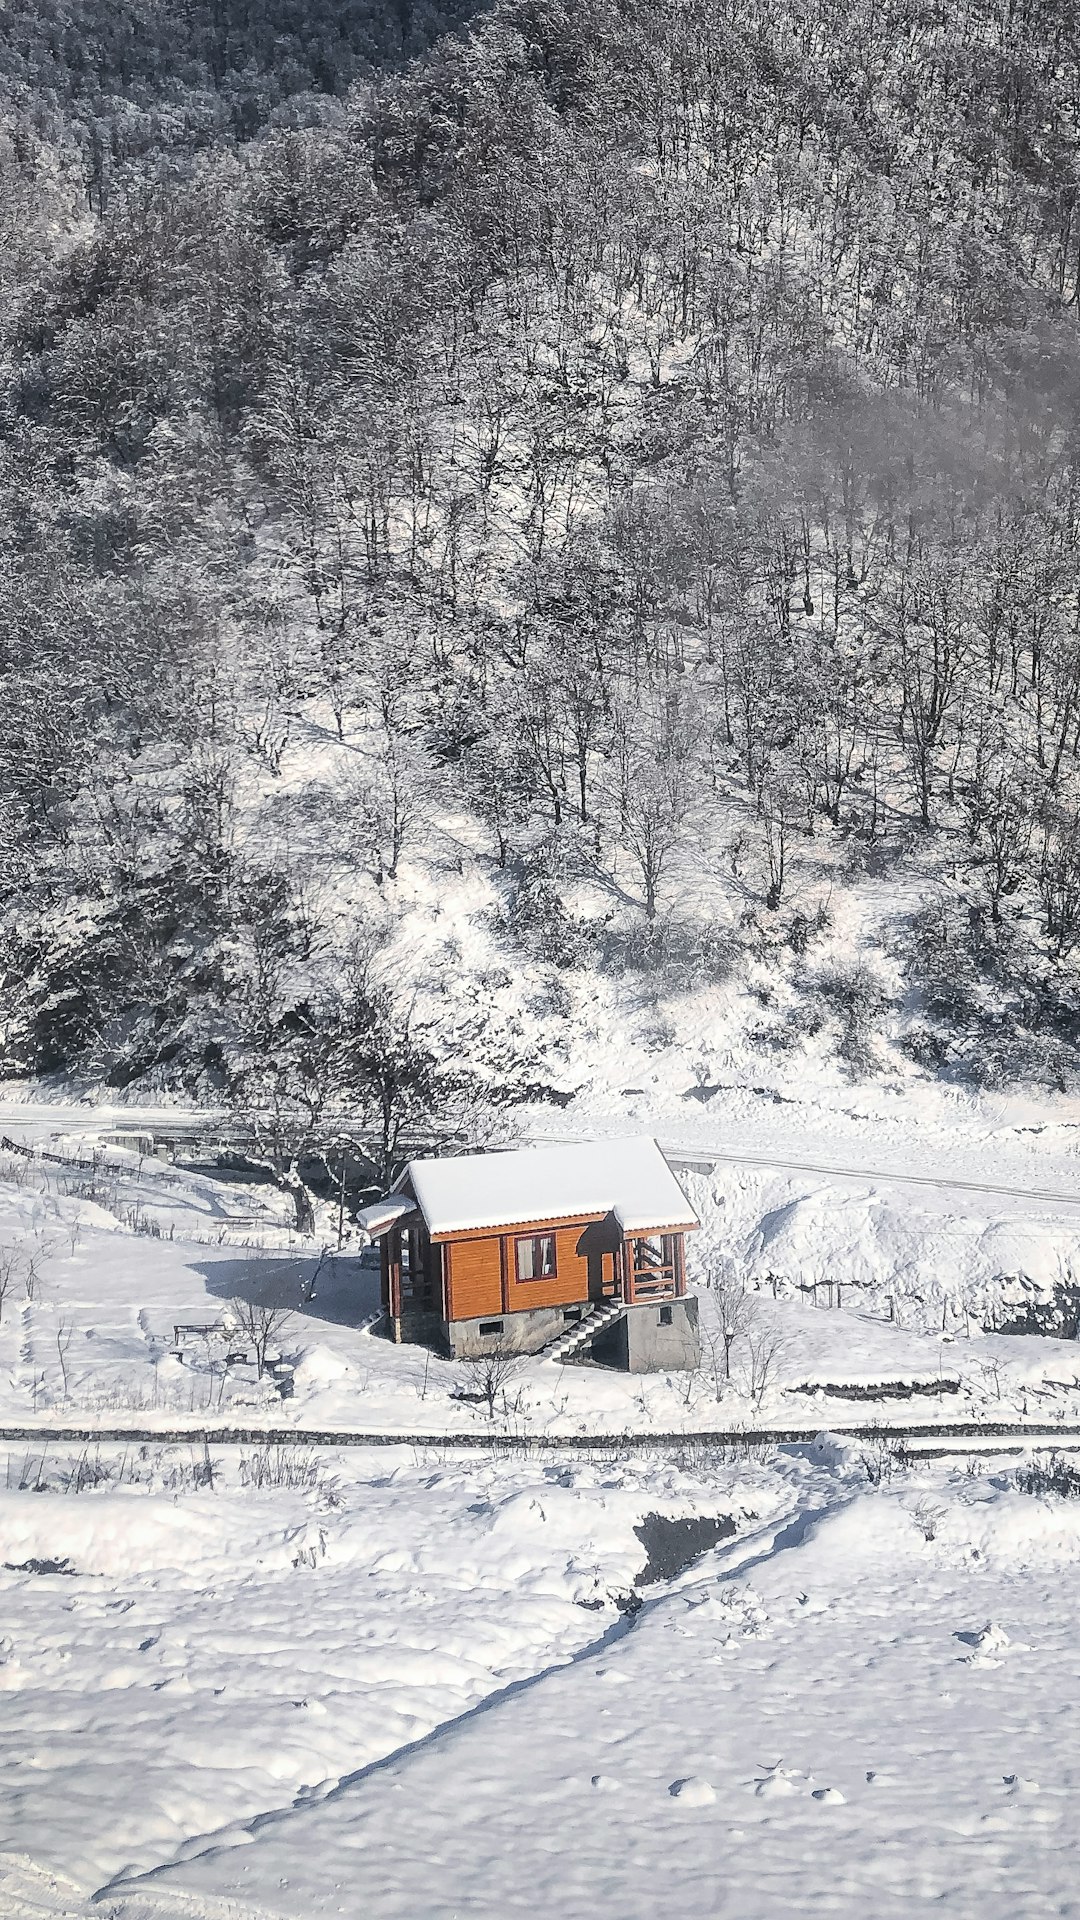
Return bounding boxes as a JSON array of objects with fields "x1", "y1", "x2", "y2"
[{"x1": 0, "y1": 1489, "x2": 310, "y2": 1581}]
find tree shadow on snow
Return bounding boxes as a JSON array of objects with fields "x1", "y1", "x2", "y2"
[{"x1": 191, "y1": 1249, "x2": 381, "y2": 1328}]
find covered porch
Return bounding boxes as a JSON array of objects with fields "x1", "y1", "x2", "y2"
[{"x1": 615, "y1": 1229, "x2": 688, "y2": 1306}]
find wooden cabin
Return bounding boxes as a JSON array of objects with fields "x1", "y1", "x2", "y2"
[{"x1": 357, "y1": 1136, "x2": 700, "y2": 1372}]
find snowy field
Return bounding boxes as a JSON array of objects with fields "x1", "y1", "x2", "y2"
[
  {"x1": 3, "y1": 1440, "x2": 1080, "y2": 1918},
  {"x1": 1, "y1": 1093, "x2": 1080, "y2": 1914}
]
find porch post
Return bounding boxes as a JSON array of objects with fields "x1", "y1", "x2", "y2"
[{"x1": 387, "y1": 1228, "x2": 403, "y2": 1337}]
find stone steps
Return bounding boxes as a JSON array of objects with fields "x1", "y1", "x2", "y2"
[{"x1": 542, "y1": 1300, "x2": 626, "y2": 1364}]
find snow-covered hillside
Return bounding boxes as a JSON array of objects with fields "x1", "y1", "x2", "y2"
[{"x1": 7, "y1": 0, "x2": 1080, "y2": 1132}]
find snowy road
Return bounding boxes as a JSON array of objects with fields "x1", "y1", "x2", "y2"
[
  {"x1": 4, "y1": 1097, "x2": 1080, "y2": 1212},
  {"x1": 667, "y1": 1144, "x2": 1080, "y2": 1210}
]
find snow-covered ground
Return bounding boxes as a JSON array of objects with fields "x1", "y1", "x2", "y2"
[
  {"x1": 1, "y1": 1444, "x2": 724, "y2": 1893},
  {"x1": 0, "y1": 1096, "x2": 1078, "y2": 1437},
  {"x1": 1, "y1": 1097, "x2": 1080, "y2": 1914},
  {"x1": 142, "y1": 1450, "x2": 1080, "y2": 1920},
  {"x1": 4, "y1": 1440, "x2": 1080, "y2": 1918}
]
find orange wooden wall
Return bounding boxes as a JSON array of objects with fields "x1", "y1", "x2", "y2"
[
  {"x1": 505, "y1": 1223, "x2": 592, "y2": 1313},
  {"x1": 444, "y1": 1222, "x2": 596, "y2": 1321},
  {"x1": 445, "y1": 1235, "x2": 502, "y2": 1320}
]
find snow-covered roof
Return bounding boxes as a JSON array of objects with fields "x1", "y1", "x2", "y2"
[
  {"x1": 404, "y1": 1137, "x2": 698, "y2": 1239},
  {"x1": 355, "y1": 1196, "x2": 420, "y2": 1242}
]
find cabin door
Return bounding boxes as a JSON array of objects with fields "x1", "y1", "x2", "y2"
[
  {"x1": 587, "y1": 1249, "x2": 621, "y2": 1303},
  {"x1": 578, "y1": 1217, "x2": 624, "y2": 1304}
]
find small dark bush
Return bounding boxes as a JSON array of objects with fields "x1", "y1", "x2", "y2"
[
  {"x1": 906, "y1": 901, "x2": 983, "y2": 1024},
  {"x1": 814, "y1": 962, "x2": 889, "y2": 1071},
  {"x1": 960, "y1": 1027, "x2": 1075, "y2": 1094},
  {"x1": 600, "y1": 918, "x2": 740, "y2": 992},
  {"x1": 786, "y1": 902, "x2": 832, "y2": 954},
  {"x1": 1016, "y1": 1452, "x2": 1080, "y2": 1498},
  {"x1": 495, "y1": 851, "x2": 594, "y2": 969},
  {"x1": 991, "y1": 1281, "x2": 1080, "y2": 1341},
  {"x1": 898, "y1": 1023, "x2": 951, "y2": 1069}
]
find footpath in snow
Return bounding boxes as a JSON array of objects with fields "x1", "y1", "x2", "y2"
[{"x1": 100, "y1": 1441, "x2": 1080, "y2": 1920}]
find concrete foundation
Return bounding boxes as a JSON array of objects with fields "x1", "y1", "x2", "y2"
[
  {"x1": 447, "y1": 1302, "x2": 589, "y2": 1359},
  {"x1": 388, "y1": 1310, "x2": 443, "y2": 1349},
  {"x1": 592, "y1": 1296, "x2": 700, "y2": 1373},
  {"x1": 444, "y1": 1296, "x2": 700, "y2": 1370}
]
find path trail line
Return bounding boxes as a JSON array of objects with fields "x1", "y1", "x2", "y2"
[
  {"x1": 107, "y1": 1495, "x2": 821, "y2": 1906},
  {"x1": 111, "y1": 1601, "x2": 643, "y2": 1904},
  {"x1": 2, "y1": 1421, "x2": 1080, "y2": 1451},
  {"x1": 662, "y1": 1143, "x2": 1080, "y2": 1210}
]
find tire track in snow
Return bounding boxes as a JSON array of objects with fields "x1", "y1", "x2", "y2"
[
  {"x1": 532, "y1": 1124, "x2": 1080, "y2": 1207},
  {"x1": 0, "y1": 1847, "x2": 272, "y2": 1920},
  {"x1": 0, "y1": 1853, "x2": 109, "y2": 1919}
]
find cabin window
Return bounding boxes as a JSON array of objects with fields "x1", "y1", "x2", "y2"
[
  {"x1": 515, "y1": 1233, "x2": 557, "y2": 1281},
  {"x1": 658, "y1": 1304, "x2": 673, "y2": 1327},
  {"x1": 479, "y1": 1319, "x2": 504, "y2": 1337}
]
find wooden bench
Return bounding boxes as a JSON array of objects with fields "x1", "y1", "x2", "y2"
[{"x1": 172, "y1": 1321, "x2": 234, "y2": 1361}]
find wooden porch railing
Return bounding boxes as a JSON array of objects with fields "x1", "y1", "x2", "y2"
[{"x1": 620, "y1": 1233, "x2": 686, "y2": 1307}]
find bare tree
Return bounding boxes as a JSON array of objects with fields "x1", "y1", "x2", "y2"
[
  {"x1": 352, "y1": 728, "x2": 427, "y2": 885},
  {"x1": 56, "y1": 1318, "x2": 73, "y2": 1403},
  {"x1": 1039, "y1": 801, "x2": 1080, "y2": 958},
  {"x1": 336, "y1": 958, "x2": 460, "y2": 1186},
  {"x1": 743, "y1": 1323, "x2": 790, "y2": 1408},
  {"x1": 465, "y1": 723, "x2": 531, "y2": 869},
  {"x1": 709, "y1": 1261, "x2": 753, "y2": 1381},
  {"x1": 233, "y1": 1128, "x2": 321, "y2": 1236},
  {"x1": 457, "y1": 1341, "x2": 525, "y2": 1420},
  {"x1": 756, "y1": 767, "x2": 799, "y2": 910},
  {"x1": 229, "y1": 1297, "x2": 295, "y2": 1380},
  {"x1": 0, "y1": 1244, "x2": 27, "y2": 1327},
  {"x1": 894, "y1": 548, "x2": 972, "y2": 829},
  {"x1": 698, "y1": 1321, "x2": 730, "y2": 1402},
  {"x1": 613, "y1": 691, "x2": 695, "y2": 920},
  {"x1": 966, "y1": 758, "x2": 1031, "y2": 923}
]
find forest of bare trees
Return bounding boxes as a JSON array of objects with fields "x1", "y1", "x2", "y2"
[{"x1": 4, "y1": 0, "x2": 1080, "y2": 1152}]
